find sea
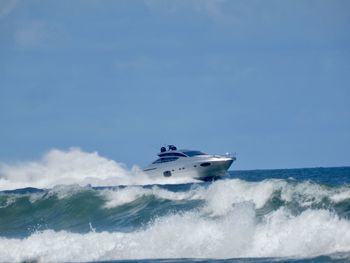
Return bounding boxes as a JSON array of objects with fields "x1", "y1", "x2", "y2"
[{"x1": 0, "y1": 149, "x2": 350, "y2": 262}]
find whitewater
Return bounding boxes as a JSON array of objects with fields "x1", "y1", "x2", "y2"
[{"x1": 0, "y1": 148, "x2": 350, "y2": 262}]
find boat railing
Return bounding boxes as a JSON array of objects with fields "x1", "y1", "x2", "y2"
[{"x1": 217, "y1": 152, "x2": 236, "y2": 158}]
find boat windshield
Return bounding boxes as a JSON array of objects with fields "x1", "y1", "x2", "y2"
[
  {"x1": 152, "y1": 157, "x2": 179, "y2": 164},
  {"x1": 158, "y1": 152, "x2": 187, "y2": 157},
  {"x1": 182, "y1": 151, "x2": 206, "y2": 157}
]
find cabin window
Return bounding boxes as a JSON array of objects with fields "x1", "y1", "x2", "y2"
[
  {"x1": 152, "y1": 157, "x2": 179, "y2": 164},
  {"x1": 158, "y1": 152, "x2": 187, "y2": 157},
  {"x1": 163, "y1": 171, "x2": 172, "y2": 177},
  {"x1": 182, "y1": 151, "x2": 206, "y2": 157},
  {"x1": 200, "y1": 162, "x2": 211, "y2": 167}
]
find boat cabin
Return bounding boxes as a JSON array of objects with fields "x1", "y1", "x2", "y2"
[{"x1": 152, "y1": 145, "x2": 206, "y2": 164}]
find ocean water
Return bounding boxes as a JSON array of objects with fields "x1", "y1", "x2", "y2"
[{"x1": 0, "y1": 149, "x2": 350, "y2": 262}]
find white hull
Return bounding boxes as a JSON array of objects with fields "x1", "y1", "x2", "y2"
[{"x1": 144, "y1": 150, "x2": 235, "y2": 181}]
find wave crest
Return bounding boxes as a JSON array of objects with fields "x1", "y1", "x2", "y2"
[
  {"x1": 1, "y1": 206, "x2": 349, "y2": 262},
  {"x1": 0, "y1": 148, "x2": 197, "y2": 190}
]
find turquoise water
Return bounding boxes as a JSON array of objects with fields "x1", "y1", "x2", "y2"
[{"x1": 1, "y1": 166, "x2": 350, "y2": 262}]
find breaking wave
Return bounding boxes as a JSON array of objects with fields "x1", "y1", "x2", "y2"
[
  {"x1": 1, "y1": 178, "x2": 350, "y2": 262},
  {"x1": 1, "y1": 206, "x2": 350, "y2": 262},
  {"x1": 0, "y1": 149, "x2": 350, "y2": 262},
  {"x1": 0, "y1": 148, "x2": 197, "y2": 191}
]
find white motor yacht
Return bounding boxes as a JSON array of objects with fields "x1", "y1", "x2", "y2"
[{"x1": 143, "y1": 145, "x2": 236, "y2": 181}]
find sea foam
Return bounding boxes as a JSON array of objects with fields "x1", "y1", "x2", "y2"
[
  {"x1": 0, "y1": 148, "x2": 197, "y2": 191},
  {"x1": 1, "y1": 150, "x2": 350, "y2": 262},
  {"x1": 0, "y1": 205, "x2": 349, "y2": 262}
]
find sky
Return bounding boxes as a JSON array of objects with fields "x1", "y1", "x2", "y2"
[{"x1": 0, "y1": 0, "x2": 349, "y2": 170}]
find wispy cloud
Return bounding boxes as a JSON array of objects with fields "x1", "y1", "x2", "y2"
[
  {"x1": 14, "y1": 21, "x2": 48, "y2": 48},
  {"x1": 144, "y1": 0, "x2": 229, "y2": 21},
  {"x1": 0, "y1": 0, "x2": 19, "y2": 18},
  {"x1": 191, "y1": 0, "x2": 227, "y2": 20}
]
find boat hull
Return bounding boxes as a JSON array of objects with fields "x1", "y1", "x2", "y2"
[{"x1": 143, "y1": 156, "x2": 234, "y2": 181}]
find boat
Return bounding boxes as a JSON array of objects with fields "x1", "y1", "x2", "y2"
[{"x1": 143, "y1": 145, "x2": 236, "y2": 181}]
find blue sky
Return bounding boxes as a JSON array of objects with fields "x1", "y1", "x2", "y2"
[{"x1": 1, "y1": 0, "x2": 349, "y2": 169}]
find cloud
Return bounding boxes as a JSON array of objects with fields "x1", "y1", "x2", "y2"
[
  {"x1": 144, "y1": 0, "x2": 228, "y2": 21},
  {"x1": 0, "y1": 0, "x2": 19, "y2": 18},
  {"x1": 191, "y1": 0, "x2": 227, "y2": 19},
  {"x1": 14, "y1": 20, "x2": 51, "y2": 49}
]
